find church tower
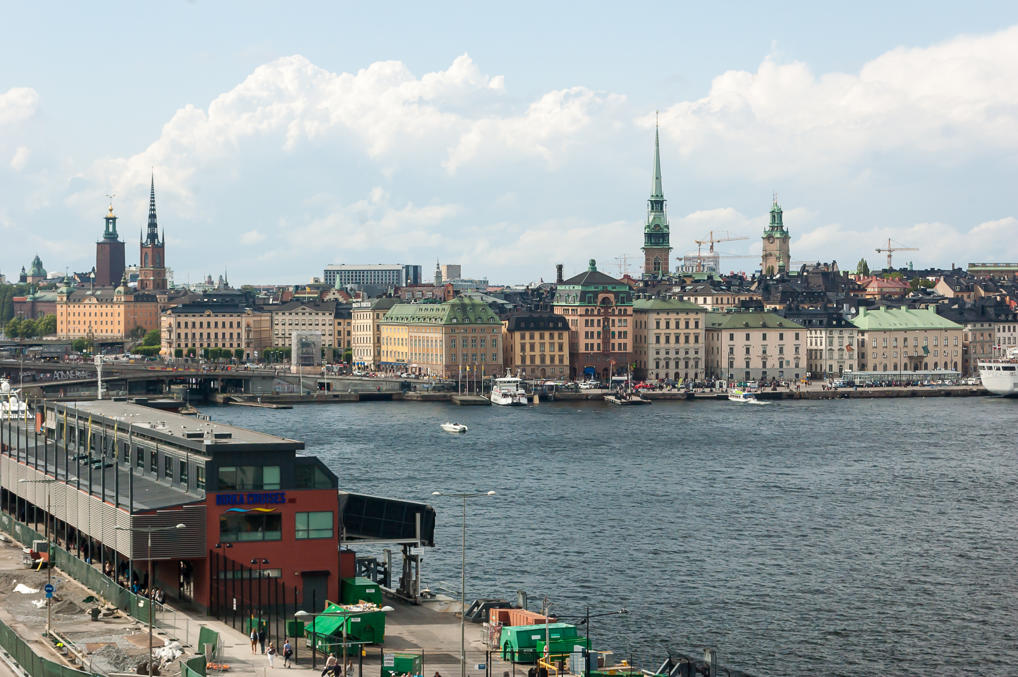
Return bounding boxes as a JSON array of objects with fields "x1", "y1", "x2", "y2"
[
  {"x1": 641, "y1": 119, "x2": 671, "y2": 277},
  {"x1": 138, "y1": 174, "x2": 168, "y2": 291},
  {"x1": 95, "y1": 199, "x2": 126, "y2": 287},
  {"x1": 761, "y1": 197, "x2": 791, "y2": 276}
]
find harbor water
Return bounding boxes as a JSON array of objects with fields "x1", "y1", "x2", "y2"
[{"x1": 211, "y1": 397, "x2": 1018, "y2": 676}]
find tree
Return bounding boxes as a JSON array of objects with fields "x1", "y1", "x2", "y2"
[
  {"x1": 141, "y1": 329, "x2": 160, "y2": 346},
  {"x1": 5, "y1": 318, "x2": 22, "y2": 338},
  {"x1": 72, "y1": 338, "x2": 90, "y2": 353},
  {"x1": 36, "y1": 314, "x2": 57, "y2": 336},
  {"x1": 856, "y1": 258, "x2": 870, "y2": 276},
  {"x1": 234, "y1": 348, "x2": 244, "y2": 360},
  {"x1": 342, "y1": 348, "x2": 352, "y2": 364},
  {"x1": 174, "y1": 348, "x2": 184, "y2": 358},
  {"x1": 127, "y1": 326, "x2": 147, "y2": 340}
]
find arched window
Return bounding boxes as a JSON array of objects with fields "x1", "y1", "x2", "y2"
[{"x1": 143, "y1": 252, "x2": 149, "y2": 267}]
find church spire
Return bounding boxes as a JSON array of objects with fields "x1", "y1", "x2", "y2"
[
  {"x1": 651, "y1": 113, "x2": 664, "y2": 200},
  {"x1": 145, "y1": 172, "x2": 159, "y2": 245}
]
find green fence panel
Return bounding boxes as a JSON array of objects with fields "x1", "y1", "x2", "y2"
[
  {"x1": 196, "y1": 626, "x2": 219, "y2": 660},
  {"x1": 0, "y1": 614, "x2": 96, "y2": 677},
  {"x1": 180, "y1": 655, "x2": 207, "y2": 677}
]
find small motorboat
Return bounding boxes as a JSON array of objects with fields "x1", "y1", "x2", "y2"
[
  {"x1": 728, "y1": 388, "x2": 767, "y2": 404},
  {"x1": 441, "y1": 422, "x2": 468, "y2": 433}
]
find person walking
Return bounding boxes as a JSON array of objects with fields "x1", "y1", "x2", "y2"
[
  {"x1": 257, "y1": 627, "x2": 267, "y2": 654},
  {"x1": 266, "y1": 642, "x2": 277, "y2": 668},
  {"x1": 250, "y1": 628, "x2": 258, "y2": 654},
  {"x1": 322, "y1": 653, "x2": 339, "y2": 676},
  {"x1": 283, "y1": 638, "x2": 293, "y2": 668}
]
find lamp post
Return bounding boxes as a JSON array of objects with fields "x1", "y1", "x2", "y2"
[
  {"x1": 116, "y1": 522, "x2": 185, "y2": 677},
  {"x1": 295, "y1": 605, "x2": 393, "y2": 674},
  {"x1": 575, "y1": 607, "x2": 628, "y2": 677},
  {"x1": 19, "y1": 478, "x2": 59, "y2": 636},
  {"x1": 250, "y1": 558, "x2": 269, "y2": 643},
  {"x1": 431, "y1": 490, "x2": 496, "y2": 677}
]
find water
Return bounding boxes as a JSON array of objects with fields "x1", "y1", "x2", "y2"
[{"x1": 211, "y1": 397, "x2": 1018, "y2": 676}]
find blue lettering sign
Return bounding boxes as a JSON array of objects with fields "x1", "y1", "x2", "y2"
[{"x1": 216, "y1": 492, "x2": 286, "y2": 506}]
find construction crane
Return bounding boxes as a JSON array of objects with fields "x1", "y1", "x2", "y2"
[
  {"x1": 689, "y1": 231, "x2": 750, "y2": 272},
  {"x1": 875, "y1": 238, "x2": 919, "y2": 270},
  {"x1": 613, "y1": 254, "x2": 635, "y2": 277}
]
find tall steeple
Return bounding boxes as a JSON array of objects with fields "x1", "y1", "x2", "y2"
[
  {"x1": 145, "y1": 172, "x2": 160, "y2": 245},
  {"x1": 642, "y1": 113, "x2": 671, "y2": 277}
]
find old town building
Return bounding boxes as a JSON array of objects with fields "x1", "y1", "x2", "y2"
[
  {"x1": 632, "y1": 298, "x2": 706, "y2": 382},
  {"x1": 673, "y1": 280, "x2": 759, "y2": 311},
  {"x1": 351, "y1": 297, "x2": 400, "y2": 369},
  {"x1": 56, "y1": 280, "x2": 160, "y2": 340},
  {"x1": 501, "y1": 313, "x2": 570, "y2": 379},
  {"x1": 160, "y1": 301, "x2": 271, "y2": 359},
  {"x1": 333, "y1": 304, "x2": 352, "y2": 355},
  {"x1": 780, "y1": 308, "x2": 858, "y2": 378},
  {"x1": 850, "y1": 306, "x2": 964, "y2": 374},
  {"x1": 138, "y1": 176, "x2": 169, "y2": 292},
  {"x1": 553, "y1": 259, "x2": 634, "y2": 381},
  {"x1": 378, "y1": 296, "x2": 503, "y2": 378},
  {"x1": 705, "y1": 310, "x2": 805, "y2": 383},
  {"x1": 760, "y1": 199, "x2": 791, "y2": 276},
  {"x1": 270, "y1": 301, "x2": 337, "y2": 349}
]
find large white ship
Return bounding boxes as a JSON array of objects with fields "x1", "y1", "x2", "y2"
[
  {"x1": 978, "y1": 347, "x2": 1018, "y2": 397},
  {"x1": 490, "y1": 372, "x2": 529, "y2": 406}
]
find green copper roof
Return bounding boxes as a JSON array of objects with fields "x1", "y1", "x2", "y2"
[
  {"x1": 651, "y1": 120, "x2": 663, "y2": 200},
  {"x1": 381, "y1": 296, "x2": 499, "y2": 326},
  {"x1": 705, "y1": 311, "x2": 804, "y2": 330},
  {"x1": 643, "y1": 118, "x2": 670, "y2": 248},
  {"x1": 849, "y1": 306, "x2": 963, "y2": 331},
  {"x1": 633, "y1": 298, "x2": 705, "y2": 313},
  {"x1": 763, "y1": 198, "x2": 788, "y2": 237}
]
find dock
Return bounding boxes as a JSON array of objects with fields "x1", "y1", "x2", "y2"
[{"x1": 451, "y1": 394, "x2": 491, "y2": 406}]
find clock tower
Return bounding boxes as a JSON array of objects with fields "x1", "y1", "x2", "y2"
[
  {"x1": 761, "y1": 197, "x2": 791, "y2": 276},
  {"x1": 641, "y1": 119, "x2": 672, "y2": 277}
]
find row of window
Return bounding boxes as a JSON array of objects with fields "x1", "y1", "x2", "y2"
[{"x1": 219, "y1": 510, "x2": 333, "y2": 542}]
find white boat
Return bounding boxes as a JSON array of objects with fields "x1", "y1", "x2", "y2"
[
  {"x1": 978, "y1": 348, "x2": 1018, "y2": 397},
  {"x1": 0, "y1": 378, "x2": 30, "y2": 420},
  {"x1": 440, "y1": 422, "x2": 468, "y2": 433},
  {"x1": 490, "y1": 372, "x2": 528, "y2": 406},
  {"x1": 728, "y1": 388, "x2": 767, "y2": 404}
]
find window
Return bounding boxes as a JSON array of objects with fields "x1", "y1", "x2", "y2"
[
  {"x1": 150, "y1": 451, "x2": 158, "y2": 473},
  {"x1": 219, "y1": 512, "x2": 282, "y2": 542},
  {"x1": 179, "y1": 460, "x2": 188, "y2": 485},
  {"x1": 217, "y1": 465, "x2": 282, "y2": 490},
  {"x1": 196, "y1": 465, "x2": 205, "y2": 490},
  {"x1": 164, "y1": 455, "x2": 173, "y2": 479},
  {"x1": 296, "y1": 511, "x2": 334, "y2": 539}
]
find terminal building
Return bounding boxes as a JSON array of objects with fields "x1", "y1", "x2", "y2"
[{"x1": 0, "y1": 400, "x2": 434, "y2": 622}]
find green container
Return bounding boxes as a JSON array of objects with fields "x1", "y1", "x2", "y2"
[
  {"x1": 500, "y1": 623, "x2": 579, "y2": 663},
  {"x1": 341, "y1": 577, "x2": 383, "y2": 606},
  {"x1": 536, "y1": 636, "x2": 590, "y2": 657},
  {"x1": 286, "y1": 619, "x2": 305, "y2": 639},
  {"x1": 303, "y1": 603, "x2": 388, "y2": 647},
  {"x1": 343, "y1": 610, "x2": 386, "y2": 644},
  {"x1": 245, "y1": 616, "x2": 268, "y2": 633},
  {"x1": 382, "y1": 653, "x2": 423, "y2": 677}
]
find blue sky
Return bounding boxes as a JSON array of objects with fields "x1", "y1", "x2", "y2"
[{"x1": 2, "y1": 1, "x2": 1018, "y2": 284}]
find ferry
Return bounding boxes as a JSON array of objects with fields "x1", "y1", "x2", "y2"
[
  {"x1": 728, "y1": 388, "x2": 767, "y2": 405},
  {"x1": 978, "y1": 347, "x2": 1018, "y2": 397},
  {"x1": 490, "y1": 372, "x2": 528, "y2": 406},
  {"x1": 0, "y1": 378, "x2": 29, "y2": 420}
]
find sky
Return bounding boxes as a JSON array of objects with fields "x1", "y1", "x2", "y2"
[{"x1": 2, "y1": 1, "x2": 1018, "y2": 285}]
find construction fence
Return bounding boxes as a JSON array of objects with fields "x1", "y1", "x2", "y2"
[{"x1": 0, "y1": 614, "x2": 96, "y2": 677}]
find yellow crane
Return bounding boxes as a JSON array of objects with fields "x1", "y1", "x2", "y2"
[
  {"x1": 690, "y1": 231, "x2": 750, "y2": 272},
  {"x1": 875, "y1": 238, "x2": 919, "y2": 270}
]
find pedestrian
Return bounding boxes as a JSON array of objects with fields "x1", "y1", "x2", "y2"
[
  {"x1": 283, "y1": 638, "x2": 293, "y2": 668},
  {"x1": 322, "y1": 653, "x2": 339, "y2": 676},
  {"x1": 250, "y1": 628, "x2": 258, "y2": 654},
  {"x1": 267, "y1": 642, "x2": 277, "y2": 667},
  {"x1": 257, "y1": 627, "x2": 266, "y2": 654}
]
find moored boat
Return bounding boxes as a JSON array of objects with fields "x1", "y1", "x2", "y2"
[
  {"x1": 978, "y1": 348, "x2": 1018, "y2": 397},
  {"x1": 490, "y1": 371, "x2": 528, "y2": 406},
  {"x1": 0, "y1": 378, "x2": 29, "y2": 420}
]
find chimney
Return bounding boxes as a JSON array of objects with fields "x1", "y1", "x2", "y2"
[{"x1": 555, "y1": 264, "x2": 563, "y2": 284}]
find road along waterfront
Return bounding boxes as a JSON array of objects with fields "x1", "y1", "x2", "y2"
[{"x1": 213, "y1": 396, "x2": 1018, "y2": 677}]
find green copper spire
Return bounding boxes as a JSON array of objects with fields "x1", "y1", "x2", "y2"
[
  {"x1": 764, "y1": 194, "x2": 787, "y2": 236},
  {"x1": 644, "y1": 114, "x2": 669, "y2": 246}
]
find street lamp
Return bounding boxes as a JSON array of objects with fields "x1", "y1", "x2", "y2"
[
  {"x1": 295, "y1": 605, "x2": 394, "y2": 674},
  {"x1": 431, "y1": 490, "x2": 496, "y2": 677},
  {"x1": 576, "y1": 607, "x2": 628, "y2": 677},
  {"x1": 115, "y1": 522, "x2": 185, "y2": 677},
  {"x1": 19, "y1": 478, "x2": 59, "y2": 636}
]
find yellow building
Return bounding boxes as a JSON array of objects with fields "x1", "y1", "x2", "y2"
[
  {"x1": 351, "y1": 297, "x2": 400, "y2": 369},
  {"x1": 270, "y1": 301, "x2": 336, "y2": 348},
  {"x1": 632, "y1": 298, "x2": 707, "y2": 382},
  {"x1": 56, "y1": 282, "x2": 160, "y2": 340},
  {"x1": 160, "y1": 301, "x2": 271, "y2": 360},
  {"x1": 378, "y1": 297, "x2": 503, "y2": 379},
  {"x1": 850, "y1": 306, "x2": 965, "y2": 373},
  {"x1": 334, "y1": 305, "x2": 352, "y2": 354},
  {"x1": 501, "y1": 314, "x2": 570, "y2": 379}
]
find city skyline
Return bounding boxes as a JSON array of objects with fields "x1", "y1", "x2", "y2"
[{"x1": 2, "y1": 3, "x2": 1018, "y2": 285}]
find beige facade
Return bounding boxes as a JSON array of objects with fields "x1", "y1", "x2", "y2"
[
  {"x1": 632, "y1": 299, "x2": 706, "y2": 382},
  {"x1": 334, "y1": 311, "x2": 352, "y2": 353},
  {"x1": 56, "y1": 287, "x2": 160, "y2": 339},
  {"x1": 270, "y1": 301, "x2": 336, "y2": 348},
  {"x1": 995, "y1": 320, "x2": 1018, "y2": 353},
  {"x1": 378, "y1": 297, "x2": 503, "y2": 378},
  {"x1": 502, "y1": 314, "x2": 570, "y2": 380},
  {"x1": 850, "y1": 307, "x2": 965, "y2": 373},
  {"x1": 705, "y1": 311, "x2": 805, "y2": 382},
  {"x1": 673, "y1": 288, "x2": 758, "y2": 311},
  {"x1": 160, "y1": 304, "x2": 271, "y2": 359},
  {"x1": 351, "y1": 298, "x2": 399, "y2": 368},
  {"x1": 806, "y1": 326, "x2": 858, "y2": 378}
]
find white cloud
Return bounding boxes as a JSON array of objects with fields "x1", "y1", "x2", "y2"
[
  {"x1": 9, "y1": 146, "x2": 30, "y2": 171},
  {"x1": 240, "y1": 229, "x2": 266, "y2": 245},
  {"x1": 656, "y1": 25, "x2": 1018, "y2": 178},
  {"x1": 0, "y1": 87, "x2": 38, "y2": 125}
]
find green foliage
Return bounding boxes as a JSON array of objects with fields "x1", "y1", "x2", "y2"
[
  {"x1": 174, "y1": 348, "x2": 184, "y2": 358},
  {"x1": 134, "y1": 345, "x2": 161, "y2": 357},
  {"x1": 141, "y1": 329, "x2": 161, "y2": 346},
  {"x1": 72, "y1": 338, "x2": 91, "y2": 353},
  {"x1": 856, "y1": 258, "x2": 870, "y2": 276},
  {"x1": 909, "y1": 277, "x2": 934, "y2": 291},
  {"x1": 234, "y1": 348, "x2": 244, "y2": 360},
  {"x1": 5, "y1": 314, "x2": 57, "y2": 338},
  {"x1": 37, "y1": 314, "x2": 56, "y2": 335},
  {"x1": 127, "y1": 325, "x2": 147, "y2": 340},
  {"x1": 262, "y1": 347, "x2": 292, "y2": 363},
  {"x1": 342, "y1": 348, "x2": 352, "y2": 364}
]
